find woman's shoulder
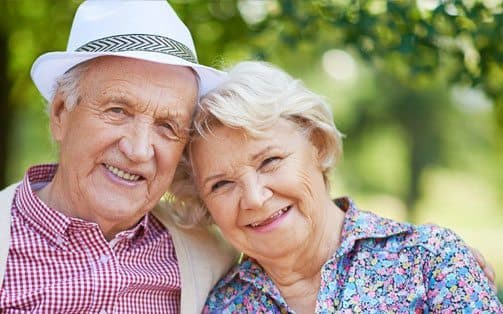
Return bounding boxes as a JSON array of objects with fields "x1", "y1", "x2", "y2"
[
  {"x1": 370, "y1": 222, "x2": 468, "y2": 258},
  {"x1": 344, "y1": 204, "x2": 462, "y2": 256},
  {"x1": 401, "y1": 223, "x2": 464, "y2": 252}
]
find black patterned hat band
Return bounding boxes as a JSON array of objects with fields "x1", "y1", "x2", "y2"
[{"x1": 76, "y1": 34, "x2": 198, "y2": 64}]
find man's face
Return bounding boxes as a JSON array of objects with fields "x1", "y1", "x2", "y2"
[{"x1": 51, "y1": 56, "x2": 198, "y2": 234}]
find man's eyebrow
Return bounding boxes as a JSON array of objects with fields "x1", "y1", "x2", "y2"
[
  {"x1": 107, "y1": 95, "x2": 133, "y2": 106},
  {"x1": 155, "y1": 109, "x2": 187, "y2": 129},
  {"x1": 157, "y1": 109, "x2": 184, "y2": 119}
]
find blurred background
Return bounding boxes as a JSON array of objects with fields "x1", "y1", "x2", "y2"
[{"x1": 1, "y1": 0, "x2": 502, "y2": 297}]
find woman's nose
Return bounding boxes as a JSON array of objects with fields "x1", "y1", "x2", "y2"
[{"x1": 239, "y1": 175, "x2": 273, "y2": 210}]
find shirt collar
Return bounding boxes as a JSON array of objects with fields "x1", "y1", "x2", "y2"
[
  {"x1": 15, "y1": 163, "x2": 152, "y2": 248},
  {"x1": 16, "y1": 164, "x2": 71, "y2": 247},
  {"x1": 334, "y1": 197, "x2": 413, "y2": 257},
  {"x1": 110, "y1": 214, "x2": 151, "y2": 248},
  {"x1": 226, "y1": 258, "x2": 288, "y2": 307},
  {"x1": 224, "y1": 197, "x2": 412, "y2": 284}
]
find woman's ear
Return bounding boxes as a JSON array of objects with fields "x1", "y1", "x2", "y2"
[
  {"x1": 309, "y1": 128, "x2": 327, "y2": 169},
  {"x1": 49, "y1": 92, "x2": 69, "y2": 142}
]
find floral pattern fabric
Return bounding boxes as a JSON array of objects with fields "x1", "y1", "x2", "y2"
[{"x1": 204, "y1": 198, "x2": 502, "y2": 313}]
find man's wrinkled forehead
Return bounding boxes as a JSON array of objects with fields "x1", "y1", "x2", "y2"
[{"x1": 80, "y1": 56, "x2": 199, "y2": 108}]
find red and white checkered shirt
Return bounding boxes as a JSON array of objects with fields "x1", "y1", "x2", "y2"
[{"x1": 0, "y1": 164, "x2": 181, "y2": 313}]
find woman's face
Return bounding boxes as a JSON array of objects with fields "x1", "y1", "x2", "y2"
[{"x1": 190, "y1": 119, "x2": 331, "y2": 260}]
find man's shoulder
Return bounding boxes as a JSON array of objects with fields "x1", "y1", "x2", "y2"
[
  {"x1": 152, "y1": 205, "x2": 239, "y2": 312},
  {"x1": 152, "y1": 205, "x2": 229, "y2": 247},
  {"x1": 152, "y1": 203, "x2": 238, "y2": 269}
]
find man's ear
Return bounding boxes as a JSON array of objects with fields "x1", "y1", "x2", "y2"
[{"x1": 50, "y1": 92, "x2": 69, "y2": 142}]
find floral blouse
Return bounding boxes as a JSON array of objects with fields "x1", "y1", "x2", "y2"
[{"x1": 203, "y1": 198, "x2": 502, "y2": 313}]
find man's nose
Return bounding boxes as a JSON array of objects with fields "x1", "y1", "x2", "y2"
[
  {"x1": 119, "y1": 124, "x2": 154, "y2": 162},
  {"x1": 239, "y1": 175, "x2": 273, "y2": 210}
]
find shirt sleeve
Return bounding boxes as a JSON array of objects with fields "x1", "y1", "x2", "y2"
[{"x1": 425, "y1": 227, "x2": 503, "y2": 312}]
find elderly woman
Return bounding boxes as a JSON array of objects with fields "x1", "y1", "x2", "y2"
[{"x1": 170, "y1": 61, "x2": 502, "y2": 313}]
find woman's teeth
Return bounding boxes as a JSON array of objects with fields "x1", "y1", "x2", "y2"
[
  {"x1": 250, "y1": 206, "x2": 291, "y2": 228},
  {"x1": 105, "y1": 164, "x2": 140, "y2": 181}
]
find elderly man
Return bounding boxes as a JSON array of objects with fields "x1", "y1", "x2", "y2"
[{"x1": 0, "y1": 1, "x2": 235, "y2": 313}]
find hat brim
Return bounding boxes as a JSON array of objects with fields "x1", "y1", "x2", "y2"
[{"x1": 31, "y1": 50, "x2": 225, "y2": 102}]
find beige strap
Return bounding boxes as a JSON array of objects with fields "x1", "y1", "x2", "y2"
[
  {"x1": 0, "y1": 183, "x2": 20, "y2": 286},
  {"x1": 152, "y1": 206, "x2": 238, "y2": 313}
]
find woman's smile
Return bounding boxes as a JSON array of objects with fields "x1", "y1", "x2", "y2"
[{"x1": 247, "y1": 205, "x2": 292, "y2": 232}]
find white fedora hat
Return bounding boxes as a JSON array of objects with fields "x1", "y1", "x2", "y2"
[{"x1": 31, "y1": 0, "x2": 225, "y2": 102}]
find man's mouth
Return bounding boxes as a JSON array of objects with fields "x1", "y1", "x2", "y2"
[
  {"x1": 104, "y1": 164, "x2": 143, "y2": 182},
  {"x1": 248, "y1": 206, "x2": 292, "y2": 228}
]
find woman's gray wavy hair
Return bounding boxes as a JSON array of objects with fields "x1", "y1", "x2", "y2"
[{"x1": 168, "y1": 61, "x2": 343, "y2": 227}]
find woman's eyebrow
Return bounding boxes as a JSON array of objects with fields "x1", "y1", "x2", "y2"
[
  {"x1": 201, "y1": 145, "x2": 280, "y2": 186},
  {"x1": 251, "y1": 146, "x2": 276, "y2": 162},
  {"x1": 202, "y1": 173, "x2": 226, "y2": 188}
]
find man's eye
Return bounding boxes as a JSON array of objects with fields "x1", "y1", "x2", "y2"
[
  {"x1": 104, "y1": 107, "x2": 128, "y2": 120},
  {"x1": 162, "y1": 122, "x2": 175, "y2": 132},
  {"x1": 211, "y1": 180, "x2": 231, "y2": 192},
  {"x1": 109, "y1": 107, "x2": 125, "y2": 114},
  {"x1": 159, "y1": 122, "x2": 180, "y2": 139}
]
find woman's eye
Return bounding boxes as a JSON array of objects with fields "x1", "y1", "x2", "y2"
[
  {"x1": 260, "y1": 156, "x2": 281, "y2": 169},
  {"x1": 211, "y1": 180, "x2": 231, "y2": 192}
]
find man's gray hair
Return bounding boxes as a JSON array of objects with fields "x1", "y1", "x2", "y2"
[{"x1": 49, "y1": 61, "x2": 91, "y2": 112}]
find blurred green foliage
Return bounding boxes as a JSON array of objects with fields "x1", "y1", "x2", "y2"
[
  {"x1": 1, "y1": 0, "x2": 502, "y2": 293},
  {"x1": 175, "y1": 0, "x2": 503, "y2": 123}
]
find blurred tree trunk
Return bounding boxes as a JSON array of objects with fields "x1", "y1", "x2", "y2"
[{"x1": 0, "y1": 1, "x2": 10, "y2": 188}]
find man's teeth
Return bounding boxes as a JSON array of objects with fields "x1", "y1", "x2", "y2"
[
  {"x1": 105, "y1": 164, "x2": 140, "y2": 181},
  {"x1": 250, "y1": 206, "x2": 290, "y2": 228}
]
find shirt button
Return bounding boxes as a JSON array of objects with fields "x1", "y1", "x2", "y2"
[
  {"x1": 99, "y1": 310, "x2": 108, "y2": 314},
  {"x1": 100, "y1": 254, "x2": 110, "y2": 264}
]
